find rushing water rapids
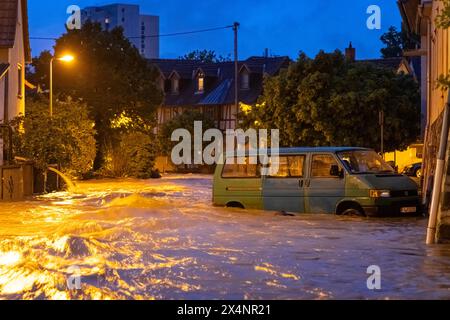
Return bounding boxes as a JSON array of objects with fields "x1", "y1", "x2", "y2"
[{"x1": 0, "y1": 175, "x2": 449, "y2": 300}]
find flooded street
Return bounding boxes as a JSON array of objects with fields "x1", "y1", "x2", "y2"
[{"x1": 0, "y1": 175, "x2": 449, "y2": 300}]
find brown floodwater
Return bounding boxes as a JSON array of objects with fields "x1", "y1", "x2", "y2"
[{"x1": 0, "y1": 175, "x2": 449, "y2": 300}]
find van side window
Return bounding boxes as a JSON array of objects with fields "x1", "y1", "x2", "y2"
[
  {"x1": 269, "y1": 156, "x2": 305, "y2": 178},
  {"x1": 311, "y1": 155, "x2": 339, "y2": 178},
  {"x1": 222, "y1": 157, "x2": 260, "y2": 178}
]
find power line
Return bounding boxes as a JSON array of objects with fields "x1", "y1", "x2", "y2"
[{"x1": 30, "y1": 25, "x2": 234, "y2": 41}]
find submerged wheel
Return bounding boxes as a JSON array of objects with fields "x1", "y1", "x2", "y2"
[
  {"x1": 341, "y1": 208, "x2": 365, "y2": 217},
  {"x1": 226, "y1": 202, "x2": 245, "y2": 209}
]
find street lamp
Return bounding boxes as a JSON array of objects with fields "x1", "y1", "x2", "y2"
[{"x1": 49, "y1": 54, "x2": 75, "y2": 117}]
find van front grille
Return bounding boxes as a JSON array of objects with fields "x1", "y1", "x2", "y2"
[{"x1": 390, "y1": 190, "x2": 418, "y2": 197}]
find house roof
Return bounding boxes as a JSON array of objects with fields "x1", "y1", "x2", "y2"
[
  {"x1": 358, "y1": 56, "x2": 420, "y2": 82},
  {"x1": 149, "y1": 56, "x2": 290, "y2": 107},
  {"x1": 397, "y1": 0, "x2": 421, "y2": 33},
  {"x1": 0, "y1": 62, "x2": 9, "y2": 78},
  {"x1": 0, "y1": 0, "x2": 31, "y2": 62},
  {"x1": 358, "y1": 57, "x2": 404, "y2": 70}
]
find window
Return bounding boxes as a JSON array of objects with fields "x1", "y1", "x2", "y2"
[
  {"x1": 337, "y1": 151, "x2": 393, "y2": 174},
  {"x1": 17, "y1": 64, "x2": 23, "y2": 97},
  {"x1": 415, "y1": 146, "x2": 423, "y2": 159},
  {"x1": 311, "y1": 155, "x2": 339, "y2": 178},
  {"x1": 171, "y1": 78, "x2": 179, "y2": 95},
  {"x1": 197, "y1": 74, "x2": 205, "y2": 93},
  {"x1": 241, "y1": 70, "x2": 250, "y2": 90},
  {"x1": 269, "y1": 156, "x2": 305, "y2": 178},
  {"x1": 222, "y1": 157, "x2": 260, "y2": 178}
]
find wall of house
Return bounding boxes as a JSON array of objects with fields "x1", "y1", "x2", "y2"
[
  {"x1": 82, "y1": 4, "x2": 159, "y2": 59},
  {"x1": 422, "y1": 1, "x2": 450, "y2": 243},
  {"x1": 139, "y1": 15, "x2": 159, "y2": 59},
  {"x1": 0, "y1": 74, "x2": 5, "y2": 166},
  {"x1": 7, "y1": 0, "x2": 25, "y2": 120},
  {"x1": 0, "y1": 0, "x2": 26, "y2": 166}
]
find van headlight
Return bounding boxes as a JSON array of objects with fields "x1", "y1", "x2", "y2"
[{"x1": 370, "y1": 190, "x2": 391, "y2": 198}]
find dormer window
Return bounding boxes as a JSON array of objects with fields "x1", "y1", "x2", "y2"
[
  {"x1": 197, "y1": 73, "x2": 205, "y2": 93},
  {"x1": 241, "y1": 70, "x2": 250, "y2": 90},
  {"x1": 171, "y1": 77, "x2": 179, "y2": 95}
]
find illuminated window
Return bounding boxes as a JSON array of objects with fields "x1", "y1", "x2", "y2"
[
  {"x1": 198, "y1": 74, "x2": 205, "y2": 93},
  {"x1": 17, "y1": 64, "x2": 23, "y2": 97},
  {"x1": 241, "y1": 70, "x2": 250, "y2": 90}
]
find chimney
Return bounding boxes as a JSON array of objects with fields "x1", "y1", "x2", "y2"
[{"x1": 345, "y1": 42, "x2": 356, "y2": 62}]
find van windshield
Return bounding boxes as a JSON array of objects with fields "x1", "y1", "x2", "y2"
[{"x1": 337, "y1": 150, "x2": 394, "y2": 174}]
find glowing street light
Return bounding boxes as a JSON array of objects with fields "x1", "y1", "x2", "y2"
[{"x1": 49, "y1": 54, "x2": 75, "y2": 117}]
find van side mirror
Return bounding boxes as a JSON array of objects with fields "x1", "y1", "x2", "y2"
[{"x1": 330, "y1": 165, "x2": 344, "y2": 178}]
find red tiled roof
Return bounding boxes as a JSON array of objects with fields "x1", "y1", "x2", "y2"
[{"x1": 0, "y1": 0, "x2": 31, "y2": 62}]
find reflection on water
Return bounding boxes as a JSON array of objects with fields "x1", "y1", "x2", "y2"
[{"x1": 0, "y1": 175, "x2": 449, "y2": 300}]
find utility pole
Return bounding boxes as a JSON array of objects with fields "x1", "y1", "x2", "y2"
[
  {"x1": 379, "y1": 109, "x2": 384, "y2": 158},
  {"x1": 427, "y1": 99, "x2": 450, "y2": 244},
  {"x1": 233, "y1": 22, "x2": 240, "y2": 126}
]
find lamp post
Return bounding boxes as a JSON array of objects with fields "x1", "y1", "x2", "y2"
[{"x1": 49, "y1": 54, "x2": 74, "y2": 117}]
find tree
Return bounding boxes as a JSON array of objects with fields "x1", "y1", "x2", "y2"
[
  {"x1": 158, "y1": 110, "x2": 216, "y2": 164},
  {"x1": 9, "y1": 97, "x2": 96, "y2": 178},
  {"x1": 436, "y1": 1, "x2": 450, "y2": 89},
  {"x1": 242, "y1": 50, "x2": 421, "y2": 152},
  {"x1": 29, "y1": 22, "x2": 163, "y2": 170},
  {"x1": 380, "y1": 26, "x2": 418, "y2": 58},
  {"x1": 180, "y1": 50, "x2": 231, "y2": 63}
]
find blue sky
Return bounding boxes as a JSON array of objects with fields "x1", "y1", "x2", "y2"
[{"x1": 29, "y1": 0, "x2": 401, "y2": 60}]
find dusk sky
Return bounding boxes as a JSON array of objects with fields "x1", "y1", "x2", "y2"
[{"x1": 29, "y1": 0, "x2": 401, "y2": 60}]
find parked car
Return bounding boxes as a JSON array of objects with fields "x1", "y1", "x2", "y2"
[
  {"x1": 402, "y1": 163, "x2": 422, "y2": 178},
  {"x1": 213, "y1": 147, "x2": 421, "y2": 217}
]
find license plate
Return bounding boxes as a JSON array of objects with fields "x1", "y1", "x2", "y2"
[{"x1": 401, "y1": 207, "x2": 417, "y2": 214}]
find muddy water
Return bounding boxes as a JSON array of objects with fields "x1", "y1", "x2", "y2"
[{"x1": 0, "y1": 175, "x2": 449, "y2": 300}]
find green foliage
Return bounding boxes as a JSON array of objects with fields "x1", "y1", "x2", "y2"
[
  {"x1": 436, "y1": 1, "x2": 450, "y2": 29},
  {"x1": 242, "y1": 51, "x2": 421, "y2": 152},
  {"x1": 158, "y1": 110, "x2": 216, "y2": 157},
  {"x1": 29, "y1": 22, "x2": 163, "y2": 170},
  {"x1": 102, "y1": 131, "x2": 157, "y2": 179},
  {"x1": 437, "y1": 2, "x2": 450, "y2": 89},
  {"x1": 10, "y1": 97, "x2": 96, "y2": 178},
  {"x1": 180, "y1": 50, "x2": 231, "y2": 63},
  {"x1": 380, "y1": 26, "x2": 419, "y2": 58}
]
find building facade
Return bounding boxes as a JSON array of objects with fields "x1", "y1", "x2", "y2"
[
  {"x1": 399, "y1": 0, "x2": 450, "y2": 242},
  {"x1": 0, "y1": 0, "x2": 31, "y2": 165},
  {"x1": 150, "y1": 56, "x2": 290, "y2": 132},
  {"x1": 81, "y1": 3, "x2": 159, "y2": 59}
]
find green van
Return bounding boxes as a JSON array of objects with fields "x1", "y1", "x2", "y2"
[{"x1": 213, "y1": 147, "x2": 421, "y2": 217}]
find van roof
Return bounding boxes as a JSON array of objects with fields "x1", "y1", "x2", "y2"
[{"x1": 225, "y1": 147, "x2": 371, "y2": 157}]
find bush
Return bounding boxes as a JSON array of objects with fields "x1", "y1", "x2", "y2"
[
  {"x1": 101, "y1": 131, "x2": 157, "y2": 179},
  {"x1": 10, "y1": 97, "x2": 97, "y2": 178}
]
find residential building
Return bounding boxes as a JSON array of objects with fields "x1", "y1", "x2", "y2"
[
  {"x1": 150, "y1": 56, "x2": 289, "y2": 173},
  {"x1": 399, "y1": 0, "x2": 450, "y2": 242},
  {"x1": 81, "y1": 3, "x2": 159, "y2": 59},
  {"x1": 150, "y1": 56, "x2": 290, "y2": 132},
  {"x1": 0, "y1": 0, "x2": 31, "y2": 165}
]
